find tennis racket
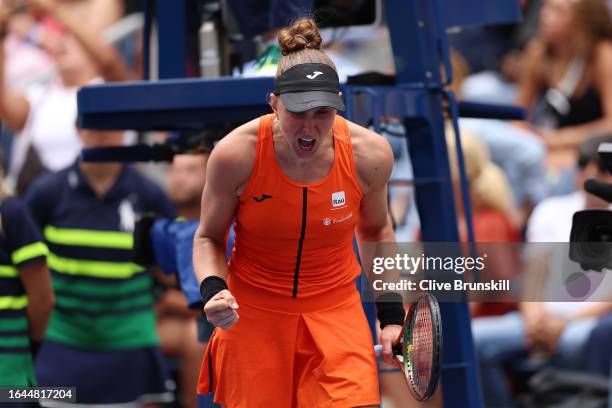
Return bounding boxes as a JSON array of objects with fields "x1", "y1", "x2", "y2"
[{"x1": 374, "y1": 293, "x2": 442, "y2": 401}]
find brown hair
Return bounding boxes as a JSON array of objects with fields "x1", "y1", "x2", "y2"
[
  {"x1": 276, "y1": 18, "x2": 337, "y2": 77},
  {"x1": 571, "y1": 0, "x2": 612, "y2": 57}
]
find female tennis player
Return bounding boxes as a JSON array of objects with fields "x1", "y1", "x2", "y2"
[{"x1": 194, "y1": 17, "x2": 404, "y2": 407}]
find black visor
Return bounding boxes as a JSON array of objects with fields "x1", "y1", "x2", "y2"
[{"x1": 273, "y1": 63, "x2": 344, "y2": 112}]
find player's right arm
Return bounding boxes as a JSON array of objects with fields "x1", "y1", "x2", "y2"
[{"x1": 193, "y1": 120, "x2": 257, "y2": 329}]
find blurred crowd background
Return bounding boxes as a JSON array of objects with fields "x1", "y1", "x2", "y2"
[{"x1": 1, "y1": 0, "x2": 612, "y2": 407}]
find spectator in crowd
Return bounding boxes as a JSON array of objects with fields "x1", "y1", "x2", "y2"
[
  {"x1": 156, "y1": 153, "x2": 210, "y2": 408},
  {"x1": 0, "y1": 0, "x2": 130, "y2": 195},
  {"x1": 473, "y1": 135, "x2": 612, "y2": 407},
  {"x1": 167, "y1": 154, "x2": 209, "y2": 222},
  {"x1": 580, "y1": 311, "x2": 612, "y2": 408},
  {"x1": 446, "y1": 128, "x2": 521, "y2": 318},
  {"x1": 52, "y1": 0, "x2": 122, "y2": 33},
  {"x1": 517, "y1": 0, "x2": 612, "y2": 172},
  {"x1": 1, "y1": 0, "x2": 121, "y2": 92},
  {"x1": 449, "y1": 48, "x2": 549, "y2": 230},
  {"x1": 446, "y1": 125, "x2": 520, "y2": 245},
  {"x1": 581, "y1": 312, "x2": 612, "y2": 378},
  {"x1": 0, "y1": 162, "x2": 53, "y2": 388},
  {"x1": 456, "y1": 0, "x2": 544, "y2": 104},
  {"x1": 25, "y1": 127, "x2": 176, "y2": 406}
]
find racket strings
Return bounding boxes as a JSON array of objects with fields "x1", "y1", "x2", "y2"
[{"x1": 408, "y1": 300, "x2": 434, "y2": 396}]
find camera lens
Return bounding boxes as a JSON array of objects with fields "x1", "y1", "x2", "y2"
[
  {"x1": 570, "y1": 210, "x2": 612, "y2": 271},
  {"x1": 588, "y1": 226, "x2": 612, "y2": 242}
]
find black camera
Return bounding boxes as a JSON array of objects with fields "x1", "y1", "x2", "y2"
[{"x1": 570, "y1": 142, "x2": 612, "y2": 272}]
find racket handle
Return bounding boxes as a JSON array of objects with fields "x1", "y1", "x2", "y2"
[{"x1": 374, "y1": 344, "x2": 403, "y2": 357}]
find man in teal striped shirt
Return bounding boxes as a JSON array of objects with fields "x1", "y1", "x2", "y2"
[{"x1": 26, "y1": 129, "x2": 176, "y2": 407}]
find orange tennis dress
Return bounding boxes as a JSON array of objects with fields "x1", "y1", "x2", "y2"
[{"x1": 197, "y1": 114, "x2": 380, "y2": 407}]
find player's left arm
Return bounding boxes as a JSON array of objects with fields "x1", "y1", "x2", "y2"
[
  {"x1": 351, "y1": 122, "x2": 396, "y2": 278},
  {"x1": 351, "y1": 122, "x2": 403, "y2": 364}
]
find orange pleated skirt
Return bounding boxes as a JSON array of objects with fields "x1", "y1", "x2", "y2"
[{"x1": 197, "y1": 276, "x2": 380, "y2": 407}]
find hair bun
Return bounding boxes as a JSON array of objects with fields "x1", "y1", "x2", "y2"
[{"x1": 278, "y1": 18, "x2": 322, "y2": 56}]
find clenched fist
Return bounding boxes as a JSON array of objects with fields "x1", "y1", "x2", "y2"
[{"x1": 204, "y1": 289, "x2": 240, "y2": 330}]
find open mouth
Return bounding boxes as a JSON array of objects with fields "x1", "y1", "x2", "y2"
[{"x1": 298, "y1": 138, "x2": 316, "y2": 151}]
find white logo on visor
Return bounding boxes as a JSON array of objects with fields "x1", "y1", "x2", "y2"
[
  {"x1": 332, "y1": 191, "x2": 346, "y2": 207},
  {"x1": 306, "y1": 71, "x2": 323, "y2": 79}
]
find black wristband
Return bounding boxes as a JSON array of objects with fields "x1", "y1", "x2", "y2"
[
  {"x1": 200, "y1": 276, "x2": 228, "y2": 306},
  {"x1": 375, "y1": 292, "x2": 405, "y2": 329}
]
